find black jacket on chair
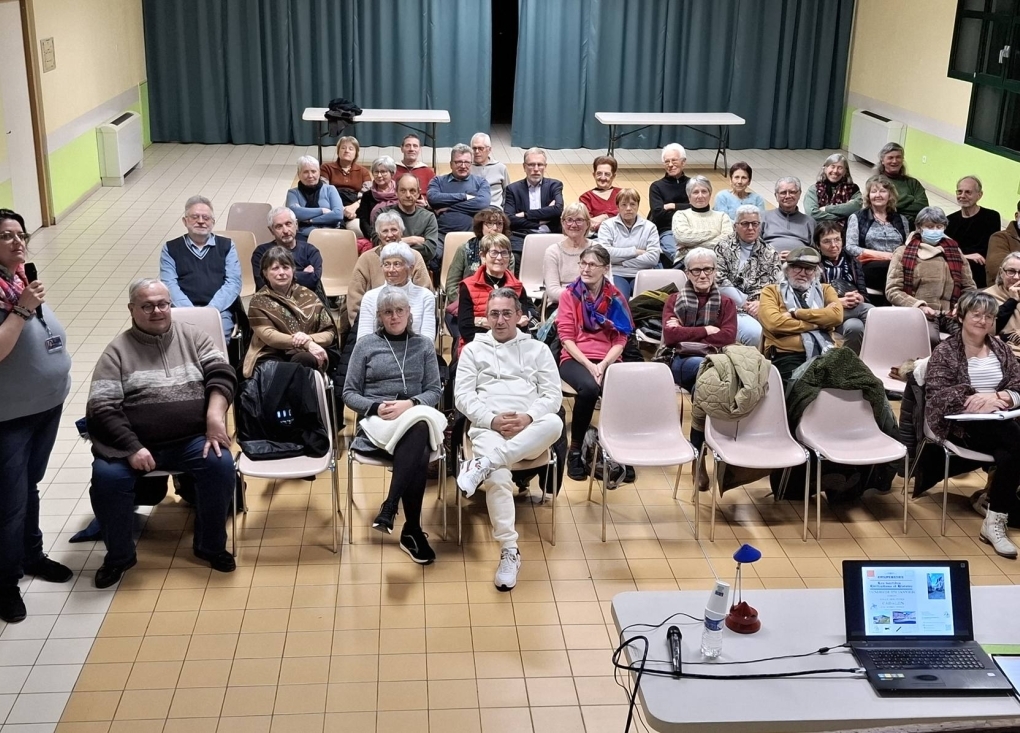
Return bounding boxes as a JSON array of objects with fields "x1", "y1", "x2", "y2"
[{"x1": 238, "y1": 361, "x2": 329, "y2": 460}]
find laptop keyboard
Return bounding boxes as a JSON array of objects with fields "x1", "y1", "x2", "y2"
[{"x1": 870, "y1": 648, "x2": 984, "y2": 670}]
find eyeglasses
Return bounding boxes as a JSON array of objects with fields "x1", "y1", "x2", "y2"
[
  {"x1": 452, "y1": 159, "x2": 472, "y2": 166},
  {"x1": 776, "y1": 190, "x2": 800, "y2": 197},
  {"x1": 487, "y1": 309, "x2": 517, "y2": 321},
  {"x1": 819, "y1": 237, "x2": 842, "y2": 246},
  {"x1": 525, "y1": 162, "x2": 546, "y2": 169},
  {"x1": 578, "y1": 261, "x2": 605, "y2": 270},
  {"x1": 139, "y1": 301, "x2": 171, "y2": 314},
  {"x1": 486, "y1": 249, "x2": 510, "y2": 259},
  {"x1": 381, "y1": 308, "x2": 408, "y2": 317},
  {"x1": 787, "y1": 264, "x2": 815, "y2": 273},
  {"x1": 736, "y1": 221, "x2": 761, "y2": 228},
  {"x1": 1003, "y1": 269, "x2": 1020, "y2": 277},
  {"x1": 185, "y1": 214, "x2": 214, "y2": 223},
  {"x1": 688, "y1": 267, "x2": 715, "y2": 276},
  {"x1": 471, "y1": 146, "x2": 489, "y2": 152},
  {"x1": 0, "y1": 231, "x2": 29, "y2": 244},
  {"x1": 563, "y1": 218, "x2": 587, "y2": 226}
]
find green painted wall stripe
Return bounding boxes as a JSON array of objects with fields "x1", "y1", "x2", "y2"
[
  {"x1": 48, "y1": 130, "x2": 101, "y2": 217},
  {"x1": 0, "y1": 180, "x2": 13, "y2": 211},
  {"x1": 139, "y1": 81, "x2": 151, "y2": 149}
]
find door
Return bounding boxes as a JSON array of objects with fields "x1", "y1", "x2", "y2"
[{"x1": 0, "y1": 0, "x2": 42, "y2": 232}]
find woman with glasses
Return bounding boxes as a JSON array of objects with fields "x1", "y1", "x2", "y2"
[
  {"x1": 814, "y1": 221, "x2": 872, "y2": 353},
  {"x1": 804, "y1": 153, "x2": 862, "y2": 227},
  {"x1": 356, "y1": 156, "x2": 399, "y2": 241},
  {"x1": 984, "y1": 252, "x2": 1020, "y2": 358},
  {"x1": 445, "y1": 209, "x2": 515, "y2": 306},
  {"x1": 845, "y1": 175, "x2": 910, "y2": 297},
  {"x1": 557, "y1": 244, "x2": 635, "y2": 480},
  {"x1": 286, "y1": 156, "x2": 345, "y2": 239},
  {"x1": 597, "y1": 188, "x2": 660, "y2": 299},
  {"x1": 359, "y1": 242, "x2": 436, "y2": 343},
  {"x1": 543, "y1": 203, "x2": 595, "y2": 305},
  {"x1": 457, "y1": 233, "x2": 535, "y2": 356},
  {"x1": 671, "y1": 175, "x2": 733, "y2": 267},
  {"x1": 0, "y1": 210, "x2": 74, "y2": 623}
]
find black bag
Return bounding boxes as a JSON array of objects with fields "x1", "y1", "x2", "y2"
[
  {"x1": 581, "y1": 426, "x2": 625, "y2": 489},
  {"x1": 238, "y1": 361, "x2": 329, "y2": 460}
]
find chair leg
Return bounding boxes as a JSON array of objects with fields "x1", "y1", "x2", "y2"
[
  {"x1": 232, "y1": 470, "x2": 240, "y2": 558},
  {"x1": 331, "y1": 458, "x2": 339, "y2": 555},
  {"x1": 815, "y1": 457, "x2": 821, "y2": 541},
  {"x1": 902, "y1": 454, "x2": 910, "y2": 535},
  {"x1": 710, "y1": 459, "x2": 725, "y2": 542},
  {"x1": 457, "y1": 483, "x2": 463, "y2": 547},
  {"x1": 346, "y1": 453, "x2": 355, "y2": 546},
  {"x1": 599, "y1": 446, "x2": 608, "y2": 543},
  {"x1": 694, "y1": 445, "x2": 704, "y2": 539},
  {"x1": 550, "y1": 456, "x2": 558, "y2": 547},
  {"x1": 802, "y1": 457, "x2": 811, "y2": 542},
  {"x1": 673, "y1": 458, "x2": 684, "y2": 501},
  {"x1": 941, "y1": 449, "x2": 951, "y2": 536},
  {"x1": 586, "y1": 450, "x2": 596, "y2": 502}
]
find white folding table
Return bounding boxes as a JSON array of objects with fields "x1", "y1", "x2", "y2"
[
  {"x1": 302, "y1": 107, "x2": 451, "y2": 168},
  {"x1": 595, "y1": 112, "x2": 746, "y2": 171},
  {"x1": 612, "y1": 587, "x2": 1020, "y2": 733}
]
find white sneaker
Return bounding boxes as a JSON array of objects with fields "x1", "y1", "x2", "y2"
[
  {"x1": 457, "y1": 456, "x2": 492, "y2": 498},
  {"x1": 980, "y1": 510, "x2": 1018, "y2": 559},
  {"x1": 494, "y1": 547, "x2": 521, "y2": 591},
  {"x1": 971, "y1": 490, "x2": 989, "y2": 518}
]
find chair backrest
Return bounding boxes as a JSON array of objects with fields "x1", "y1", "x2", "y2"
[
  {"x1": 218, "y1": 229, "x2": 259, "y2": 299},
  {"x1": 705, "y1": 366, "x2": 794, "y2": 443},
  {"x1": 799, "y1": 389, "x2": 882, "y2": 443},
  {"x1": 311, "y1": 371, "x2": 336, "y2": 456},
  {"x1": 440, "y1": 231, "x2": 474, "y2": 293},
  {"x1": 171, "y1": 306, "x2": 229, "y2": 356},
  {"x1": 225, "y1": 202, "x2": 272, "y2": 240},
  {"x1": 309, "y1": 229, "x2": 360, "y2": 297},
  {"x1": 633, "y1": 268, "x2": 687, "y2": 296},
  {"x1": 859, "y1": 306, "x2": 932, "y2": 372},
  {"x1": 600, "y1": 362, "x2": 684, "y2": 444},
  {"x1": 521, "y1": 233, "x2": 562, "y2": 292}
]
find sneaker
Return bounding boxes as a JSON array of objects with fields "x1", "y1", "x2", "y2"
[
  {"x1": 23, "y1": 556, "x2": 73, "y2": 583},
  {"x1": 0, "y1": 587, "x2": 26, "y2": 623},
  {"x1": 372, "y1": 500, "x2": 399, "y2": 534},
  {"x1": 400, "y1": 527, "x2": 436, "y2": 565},
  {"x1": 494, "y1": 547, "x2": 521, "y2": 591},
  {"x1": 971, "y1": 490, "x2": 989, "y2": 518},
  {"x1": 567, "y1": 449, "x2": 586, "y2": 481},
  {"x1": 457, "y1": 456, "x2": 492, "y2": 498},
  {"x1": 980, "y1": 510, "x2": 1018, "y2": 559}
]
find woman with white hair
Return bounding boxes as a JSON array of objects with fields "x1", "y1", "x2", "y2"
[
  {"x1": 358, "y1": 241, "x2": 436, "y2": 342},
  {"x1": 356, "y1": 156, "x2": 400, "y2": 237},
  {"x1": 670, "y1": 175, "x2": 733, "y2": 266},
  {"x1": 805, "y1": 153, "x2": 861, "y2": 226},
  {"x1": 648, "y1": 143, "x2": 691, "y2": 263},
  {"x1": 285, "y1": 156, "x2": 345, "y2": 238}
]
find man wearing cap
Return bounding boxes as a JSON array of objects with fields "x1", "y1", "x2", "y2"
[{"x1": 758, "y1": 246, "x2": 843, "y2": 382}]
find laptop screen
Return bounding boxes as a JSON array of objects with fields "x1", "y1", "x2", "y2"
[{"x1": 843, "y1": 560, "x2": 975, "y2": 642}]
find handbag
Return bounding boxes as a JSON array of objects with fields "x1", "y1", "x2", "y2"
[{"x1": 653, "y1": 340, "x2": 717, "y2": 363}]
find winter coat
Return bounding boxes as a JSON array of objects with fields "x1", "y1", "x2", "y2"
[
  {"x1": 238, "y1": 361, "x2": 329, "y2": 460},
  {"x1": 691, "y1": 344, "x2": 771, "y2": 432}
]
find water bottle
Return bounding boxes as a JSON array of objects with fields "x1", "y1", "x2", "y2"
[{"x1": 700, "y1": 580, "x2": 731, "y2": 659}]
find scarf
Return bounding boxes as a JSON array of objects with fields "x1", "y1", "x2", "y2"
[
  {"x1": 780, "y1": 279, "x2": 833, "y2": 359},
  {"x1": 249, "y1": 282, "x2": 333, "y2": 337},
  {"x1": 297, "y1": 180, "x2": 324, "y2": 208},
  {"x1": 899, "y1": 234, "x2": 967, "y2": 306},
  {"x1": 673, "y1": 280, "x2": 722, "y2": 327},
  {"x1": 368, "y1": 181, "x2": 399, "y2": 225},
  {"x1": 0, "y1": 263, "x2": 26, "y2": 313},
  {"x1": 567, "y1": 277, "x2": 633, "y2": 335},
  {"x1": 814, "y1": 179, "x2": 859, "y2": 208}
]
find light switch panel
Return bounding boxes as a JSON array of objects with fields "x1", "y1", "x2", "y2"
[{"x1": 41, "y1": 37, "x2": 55, "y2": 72}]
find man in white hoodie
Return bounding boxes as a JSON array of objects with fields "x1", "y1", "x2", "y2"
[{"x1": 455, "y1": 288, "x2": 563, "y2": 591}]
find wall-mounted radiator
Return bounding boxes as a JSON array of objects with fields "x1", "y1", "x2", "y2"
[
  {"x1": 848, "y1": 110, "x2": 906, "y2": 166},
  {"x1": 96, "y1": 111, "x2": 143, "y2": 186}
]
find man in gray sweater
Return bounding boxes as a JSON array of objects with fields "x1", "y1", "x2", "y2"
[
  {"x1": 761, "y1": 177, "x2": 816, "y2": 259},
  {"x1": 470, "y1": 132, "x2": 510, "y2": 208},
  {"x1": 373, "y1": 175, "x2": 440, "y2": 263}
]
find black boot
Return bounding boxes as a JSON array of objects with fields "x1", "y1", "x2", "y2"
[{"x1": 567, "y1": 449, "x2": 586, "y2": 481}]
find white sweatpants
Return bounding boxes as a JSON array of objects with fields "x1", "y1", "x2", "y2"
[{"x1": 467, "y1": 413, "x2": 562, "y2": 549}]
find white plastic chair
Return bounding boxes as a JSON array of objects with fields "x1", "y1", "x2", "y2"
[
  {"x1": 172, "y1": 306, "x2": 229, "y2": 356},
  {"x1": 520, "y1": 233, "x2": 562, "y2": 313},
  {"x1": 796, "y1": 389, "x2": 909, "y2": 538},
  {"x1": 701, "y1": 366, "x2": 810, "y2": 541},
  {"x1": 225, "y1": 202, "x2": 272, "y2": 241},
  {"x1": 587, "y1": 362, "x2": 696, "y2": 542},
  {"x1": 309, "y1": 229, "x2": 360, "y2": 299},
  {"x1": 633, "y1": 268, "x2": 688, "y2": 297},
  {"x1": 859, "y1": 307, "x2": 932, "y2": 394},
  {"x1": 920, "y1": 420, "x2": 994, "y2": 536},
  {"x1": 439, "y1": 232, "x2": 474, "y2": 308}
]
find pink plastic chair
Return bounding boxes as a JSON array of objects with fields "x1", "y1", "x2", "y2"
[
  {"x1": 701, "y1": 366, "x2": 810, "y2": 541},
  {"x1": 521, "y1": 233, "x2": 562, "y2": 313},
  {"x1": 633, "y1": 268, "x2": 687, "y2": 297},
  {"x1": 587, "y1": 362, "x2": 696, "y2": 542},
  {"x1": 859, "y1": 307, "x2": 932, "y2": 394},
  {"x1": 796, "y1": 389, "x2": 909, "y2": 538}
]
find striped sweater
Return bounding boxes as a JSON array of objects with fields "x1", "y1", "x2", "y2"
[{"x1": 87, "y1": 322, "x2": 236, "y2": 459}]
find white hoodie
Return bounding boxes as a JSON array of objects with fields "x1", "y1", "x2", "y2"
[{"x1": 455, "y1": 328, "x2": 562, "y2": 429}]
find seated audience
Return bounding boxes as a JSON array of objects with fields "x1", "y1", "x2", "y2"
[
  {"x1": 252, "y1": 207, "x2": 322, "y2": 294},
  {"x1": 543, "y1": 203, "x2": 592, "y2": 305},
  {"x1": 671, "y1": 175, "x2": 733, "y2": 265},
  {"x1": 986, "y1": 199, "x2": 1020, "y2": 282},
  {"x1": 394, "y1": 134, "x2": 434, "y2": 195},
  {"x1": 946, "y1": 175, "x2": 1001, "y2": 288},
  {"x1": 87, "y1": 279, "x2": 236, "y2": 587},
  {"x1": 454, "y1": 288, "x2": 563, "y2": 590},
  {"x1": 761, "y1": 177, "x2": 816, "y2": 257},
  {"x1": 925, "y1": 290, "x2": 1020, "y2": 558},
  {"x1": 845, "y1": 174, "x2": 909, "y2": 294},
  {"x1": 243, "y1": 247, "x2": 336, "y2": 378},
  {"x1": 759, "y1": 246, "x2": 842, "y2": 382},
  {"x1": 427, "y1": 144, "x2": 491, "y2": 267},
  {"x1": 376, "y1": 175, "x2": 439, "y2": 264},
  {"x1": 557, "y1": 244, "x2": 633, "y2": 480},
  {"x1": 648, "y1": 143, "x2": 691, "y2": 263},
  {"x1": 886, "y1": 206, "x2": 976, "y2": 347},
  {"x1": 470, "y1": 133, "x2": 510, "y2": 208},
  {"x1": 985, "y1": 252, "x2": 1020, "y2": 358},
  {"x1": 504, "y1": 147, "x2": 564, "y2": 264},
  {"x1": 458, "y1": 234, "x2": 535, "y2": 354},
  {"x1": 715, "y1": 205, "x2": 783, "y2": 347},
  {"x1": 320, "y1": 136, "x2": 371, "y2": 233},
  {"x1": 445, "y1": 208, "x2": 514, "y2": 307},
  {"x1": 285, "y1": 156, "x2": 344, "y2": 239},
  {"x1": 814, "y1": 221, "x2": 871, "y2": 354},
  {"x1": 597, "y1": 188, "x2": 660, "y2": 299},
  {"x1": 159, "y1": 195, "x2": 241, "y2": 337},
  {"x1": 875, "y1": 142, "x2": 928, "y2": 227},
  {"x1": 343, "y1": 287, "x2": 442, "y2": 564},
  {"x1": 713, "y1": 161, "x2": 766, "y2": 222},
  {"x1": 358, "y1": 242, "x2": 436, "y2": 343},
  {"x1": 356, "y1": 156, "x2": 399, "y2": 240},
  {"x1": 804, "y1": 153, "x2": 862, "y2": 226},
  {"x1": 579, "y1": 156, "x2": 621, "y2": 233}
]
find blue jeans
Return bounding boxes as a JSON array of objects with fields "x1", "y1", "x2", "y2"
[
  {"x1": 90, "y1": 435, "x2": 234, "y2": 567},
  {"x1": 612, "y1": 275, "x2": 635, "y2": 300},
  {"x1": 659, "y1": 232, "x2": 677, "y2": 262},
  {"x1": 0, "y1": 405, "x2": 62, "y2": 589},
  {"x1": 670, "y1": 355, "x2": 704, "y2": 393}
]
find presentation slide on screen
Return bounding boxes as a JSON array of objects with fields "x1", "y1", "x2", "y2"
[{"x1": 860, "y1": 566, "x2": 955, "y2": 636}]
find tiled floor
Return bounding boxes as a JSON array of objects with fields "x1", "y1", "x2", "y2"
[{"x1": 2, "y1": 127, "x2": 998, "y2": 733}]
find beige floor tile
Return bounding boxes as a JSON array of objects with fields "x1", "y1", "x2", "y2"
[
  {"x1": 325, "y1": 681, "x2": 378, "y2": 713},
  {"x1": 125, "y1": 660, "x2": 183, "y2": 690},
  {"x1": 428, "y1": 678, "x2": 479, "y2": 709},
  {"x1": 273, "y1": 683, "x2": 327, "y2": 715},
  {"x1": 217, "y1": 715, "x2": 272, "y2": 733},
  {"x1": 114, "y1": 688, "x2": 174, "y2": 720},
  {"x1": 177, "y1": 659, "x2": 232, "y2": 688},
  {"x1": 167, "y1": 686, "x2": 225, "y2": 718},
  {"x1": 474, "y1": 651, "x2": 524, "y2": 679},
  {"x1": 429, "y1": 708, "x2": 482, "y2": 733},
  {"x1": 269, "y1": 712, "x2": 324, "y2": 733},
  {"x1": 322, "y1": 711, "x2": 375, "y2": 732},
  {"x1": 234, "y1": 632, "x2": 287, "y2": 659},
  {"x1": 221, "y1": 686, "x2": 279, "y2": 717},
  {"x1": 59, "y1": 691, "x2": 123, "y2": 722},
  {"x1": 480, "y1": 706, "x2": 534, "y2": 733}
]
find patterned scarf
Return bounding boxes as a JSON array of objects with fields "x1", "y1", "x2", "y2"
[
  {"x1": 814, "y1": 179, "x2": 859, "y2": 208},
  {"x1": 249, "y1": 282, "x2": 334, "y2": 336},
  {"x1": 673, "y1": 279, "x2": 722, "y2": 327},
  {"x1": 368, "y1": 181, "x2": 399, "y2": 225},
  {"x1": 567, "y1": 277, "x2": 633, "y2": 335},
  {"x1": 899, "y1": 234, "x2": 967, "y2": 306},
  {"x1": 0, "y1": 263, "x2": 26, "y2": 313},
  {"x1": 779, "y1": 279, "x2": 833, "y2": 358}
]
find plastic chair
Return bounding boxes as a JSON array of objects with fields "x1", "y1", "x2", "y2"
[
  {"x1": 796, "y1": 389, "x2": 909, "y2": 538},
  {"x1": 920, "y1": 420, "x2": 994, "y2": 536},
  {"x1": 700, "y1": 366, "x2": 810, "y2": 541},
  {"x1": 224, "y1": 202, "x2": 272, "y2": 241},
  {"x1": 859, "y1": 307, "x2": 932, "y2": 394},
  {"x1": 218, "y1": 229, "x2": 260, "y2": 300},
  {"x1": 439, "y1": 232, "x2": 474, "y2": 309},
  {"x1": 520, "y1": 233, "x2": 562, "y2": 313},
  {"x1": 171, "y1": 306, "x2": 229, "y2": 356},
  {"x1": 587, "y1": 362, "x2": 696, "y2": 542},
  {"x1": 633, "y1": 268, "x2": 687, "y2": 297},
  {"x1": 309, "y1": 229, "x2": 360, "y2": 299},
  {"x1": 236, "y1": 372, "x2": 343, "y2": 553}
]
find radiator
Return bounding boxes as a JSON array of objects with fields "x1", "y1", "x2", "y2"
[
  {"x1": 848, "y1": 110, "x2": 906, "y2": 166},
  {"x1": 96, "y1": 111, "x2": 143, "y2": 186}
]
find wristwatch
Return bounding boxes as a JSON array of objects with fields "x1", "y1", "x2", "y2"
[{"x1": 410, "y1": 397, "x2": 421, "y2": 406}]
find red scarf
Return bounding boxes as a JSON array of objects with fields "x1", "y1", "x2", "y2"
[
  {"x1": 0, "y1": 264, "x2": 26, "y2": 313},
  {"x1": 899, "y1": 234, "x2": 967, "y2": 306}
]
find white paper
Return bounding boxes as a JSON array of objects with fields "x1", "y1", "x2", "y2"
[{"x1": 945, "y1": 407, "x2": 1020, "y2": 421}]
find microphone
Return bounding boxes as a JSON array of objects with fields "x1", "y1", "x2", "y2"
[
  {"x1": 667, "y1": 625, "x2": 682, "y2": 678},
  {"x1": 24, "y1": 263, "x2": 43, "y2": 319}
]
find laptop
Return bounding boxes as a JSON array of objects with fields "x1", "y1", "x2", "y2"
[{"x1": 842, "y1": 559, "x2": 1013, "y2": 696}]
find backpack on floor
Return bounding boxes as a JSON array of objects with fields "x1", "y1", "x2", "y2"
[{"x1": 580, "y1": 426, "x2": 626, "y2": 489}]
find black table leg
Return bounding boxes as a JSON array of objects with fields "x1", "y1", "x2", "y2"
[
  {"x1": 429, "y1": 122, "x2": 437, "y2": 169},
  {"x1": 316, "y1": 120, "x2": 323, "y2": 164},
  {"x1": 607, "y1": 125, "x2": 616, "y2": 156}
]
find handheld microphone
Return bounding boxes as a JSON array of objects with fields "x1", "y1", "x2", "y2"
[
  {"x1": 24, "y1": 263, "x2": 43, "y2": 319},
  {"x1": 667, "y1": 625, "x2": 682, "y2": 678}
]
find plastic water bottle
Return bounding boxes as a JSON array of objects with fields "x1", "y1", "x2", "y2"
[{"x1": 700, "y1": 580, "x2": 731, "y2": 659}]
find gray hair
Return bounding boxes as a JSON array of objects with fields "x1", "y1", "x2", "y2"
[
  {"x1": 488, "y1": 287, "x2": 522, "y2": 310},
  {"x1": 523, "y1": 147, "x2": 547, "y2": 164},
  {"x1": 817, "y1": 154, "x2": 853, "y2": 184},
  {"x1": 267, "y1": 206, "x2": 296, "y2": 227},
  {"x1": 686, "y1": 175, "x2": 713, "y2": 196},
  {"x1": 450, "y1": 143, "x2": 472, "y2": 160},
  {"x1": 684, "y1": 247, "x2": 718, "y2": 268},
  {"x1": 471, "y1": 132, "x2": 492, "y2": 148},
  {"x1": 379, "y1": 241, "x2": 415, "y2": 268},
  {"x1": 184, "y1": 195, "x2": 213, "y2": 214},
  {"x1": 956, "y1": 290, "x2": 998, "y2": 322},
  {"x1": 957, "y1": 174, "x2": 983, "y2": 192},
  {"x1": 374, "y1": 210, "x2": 405, "y2": 236},
  {"x1": 296, "y1": 155, "x2": 320, "y2": 173},
  {"x1": 371, "y1": 156, "x2": 396, "y2": 175},
  {"x1": 375, "y1": 286, "x2": 415, "y2": 334},
  {"x1": 997, "y1": 252, "x2": 1020, "y2": 286},
  {"x1": 915, "y1": 206, "x2": 949, "y2": 229},
  {"x1": 661, "y1": 143, "x2": 686, "y2": 162},
  {"x1": 128, "y1": 278, "x2": 165, "y2": 303},
  {"x1": 734, "y1": 204, "x2": 761, "y2": 223},
  {"x1": 877, "y1": 142, "x2": 906, "y2": 174},
  {"x1": 775, "y1": 176, "x2": 802, "y2": 194}
]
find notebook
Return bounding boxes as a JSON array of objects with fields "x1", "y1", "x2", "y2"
[{"x1": 842, "y1": 560, "x2": 1013, "y2": 696}]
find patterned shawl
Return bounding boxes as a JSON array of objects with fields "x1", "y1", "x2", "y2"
[
  {"x1": 567, "y1": 277, "x2": 633, "y2": 335},
  {"x1": 814, "y1": 179, "x2": 859, "y2": 208},
  {"x1": 900, "y1": 234, "x2": 968, "y2": 306},
  {"x1": 0, "y1": 263, "x2": 26, "y2": 313},
  {"x1": 673, "y1": 279, "x2": 722, "y2": 327},
  {"x1": 249, "y1": 283, "x2": 335, "y2": 340}
]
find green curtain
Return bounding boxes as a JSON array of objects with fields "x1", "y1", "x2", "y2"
[
  {"x1": 143, "y1": 0, "x2": 491, "y2": 146},
  {"x1": 510, "y1": 0, "x2": 854, "y2": 150}
]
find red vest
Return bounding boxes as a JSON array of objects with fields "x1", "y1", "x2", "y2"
[{"x1": 457, "y1": 267, "x2": 525, "y2": 354}]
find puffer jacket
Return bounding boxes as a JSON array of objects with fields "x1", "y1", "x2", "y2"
[{"x1": 691, "y1": 344, "x2": 771, "y2": 432}]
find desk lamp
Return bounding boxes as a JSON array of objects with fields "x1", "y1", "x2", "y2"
[{"x1": 725, "y1": 543, "x2": 762, "y2": 634}]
